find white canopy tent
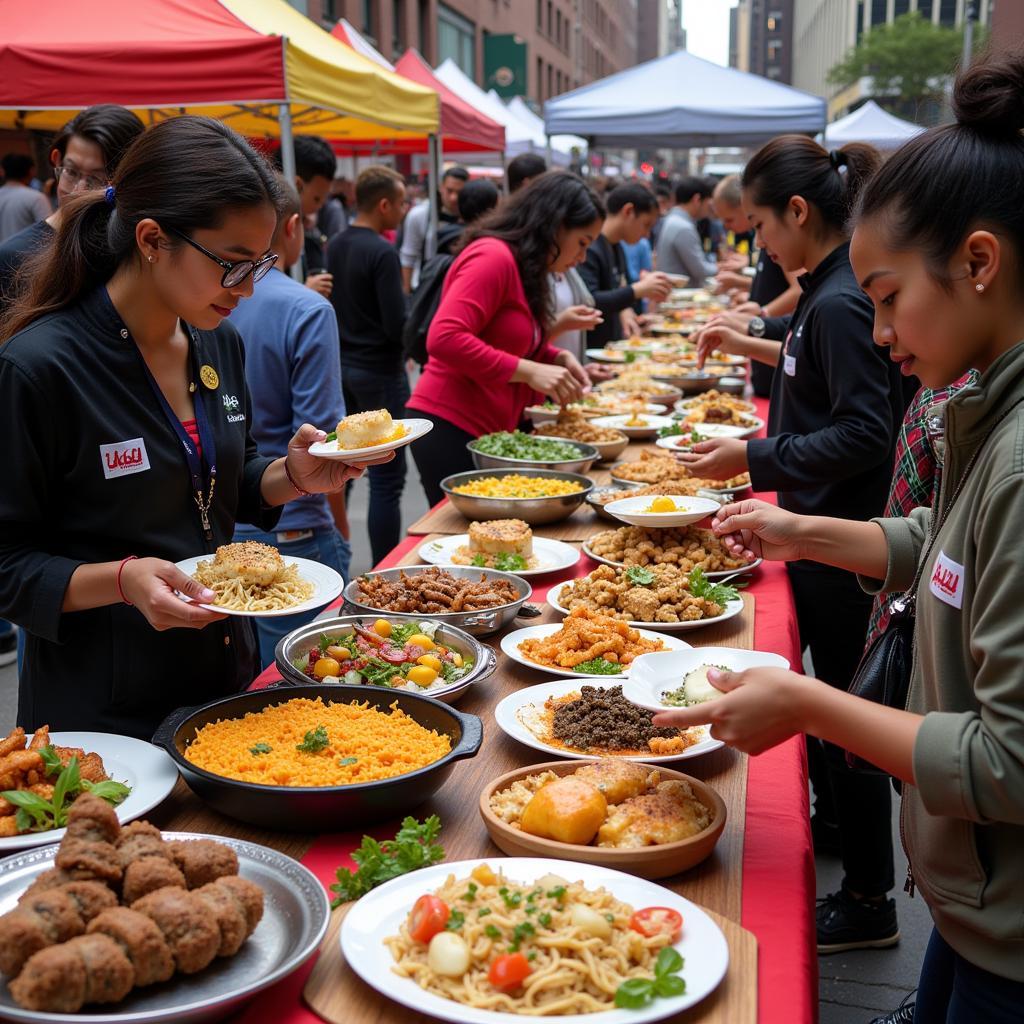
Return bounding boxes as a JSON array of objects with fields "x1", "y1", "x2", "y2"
[
  {"x1": 505, "y1": 95, "x2": 583, "y2": 163},
  {"x1": 544, "y1": 49, "x2": 826, "y2": 148},
  {"x1": 823, "y1": 100, "x2": 923, "y2": 150}
]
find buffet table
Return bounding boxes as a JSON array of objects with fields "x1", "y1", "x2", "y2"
[{"x1": 152, "y1": 397, "x2": 817, "y2": 1024}]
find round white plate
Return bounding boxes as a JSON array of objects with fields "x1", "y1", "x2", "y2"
[
  {"x1": 602, "y1": 494, "x2": 721, "y2": 528},
  {"x1": 418, "y1": 535, "x2": 580, "y2": 578},
  {"x1": 581, "y1": 542, "x2": 763, "y2": 580},
  {"x1": 340, "y1": 856, "x2": 728, "y2": 1024},
  {"x1": 622, "y1": 647, "x2": 792, "y2": 712},
  {"x1": 0, "y1": 732, "x2": 178, "y2": 852},
  {"x1": 655, "y1": 425, "x2": 752, "y2": 455},
  {"x1": 500, "y1": 623, "x2": 691, "y2": 679},
  {"x1": 590, "y1": 414, "x2": 677, "y2": 440},
  {"x1": 494, "y1": 679, "x2": 723, "y2": 762},
  {"x1": 174, "y1": 554, "x2": 344, "y2": 618},
  {"x1": 673, "y1": 397, "x2": 757, "y2": 415},
  {"x1": 585, "y1": 348, "x2": 633, "y2": 363},
  {"x1": 548, "y1": 581, "x2": 744, "y2": 634},
  {"x1": 308, "y1": 417, "x2": 433, "y2": 463}
]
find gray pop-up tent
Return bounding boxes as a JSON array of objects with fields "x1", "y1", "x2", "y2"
[{"x1": 544, "y1": 49, "x2": 826, "y2": 148}]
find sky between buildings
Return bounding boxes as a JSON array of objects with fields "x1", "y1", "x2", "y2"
[{"x1": 682, "y1": 0, "x2": 735, "y2": 67}]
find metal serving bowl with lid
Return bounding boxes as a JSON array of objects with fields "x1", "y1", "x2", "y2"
[
  {"x1": 441, "y1": 468, "x2": 594, "y2": 525},
  {"x1": 467, "y1": 438, "x2": 598, "y2": 474},
  {"x1": 275, "y1": 610, "x2": 501, "y2": 691},
  {"x1": 340, "y1": 569, "x2": 531, "y2": 638},
  {"x1": 152, "y1": 684, "x2": 482, "y2": 831}
]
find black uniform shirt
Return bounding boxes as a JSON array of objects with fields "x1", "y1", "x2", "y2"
[
  {"x1": 0, "y1": 287, "x2": 281, "y2": 738},
  {"x1": 746, "y1": 243, "x2": 909, "y2": 526},
  {"x1": 578, "y1": 234, "x2": 635, "y2": 349}
]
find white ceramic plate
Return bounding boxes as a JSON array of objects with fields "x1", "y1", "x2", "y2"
[
  {"x1": 548, "y1": 581, "x2": 744, "y2": 634},
  {"x1": 585, "y1": 348, "x2": 633, "y2": 363},
  {"x1": 500, "y1": 623, "x2": 691, "y2": 679},
  {"x1": 0, "y1": 732, "x2": 178, "y2": 852},
  {"x1": 622, "y1": 647, "x2": 792, "y2": 712},
  {"x1": 590, "y1": 414, "x2": 677, "y2": 440},
  {"x1": 340, "y1": 856, "x2": 728, "y2": 1024},
  {"x1": 581, "y1": 541, "x2": 763, "y2": 580},
  {"x1": 418, "y1": 535, "x2": 580, "y2": 577},
  {"x1": 655, "y1": 425, "x2": 752, "y2": 456},
  {"x1": 494, "y1": 679, "x2": 723, "y2": 762},
  {"x1": 673, "y1": 396, "x2": 758, "y2": 415},
  {"x1": 174, "y1": 554, "x2": 343, "y2": 618},
  {"x1": 602, "y1": 494, "x2": 721, "y2": 528},
  {"x1": 308, "y1": 417, "x2": 433, "y2": 463}
]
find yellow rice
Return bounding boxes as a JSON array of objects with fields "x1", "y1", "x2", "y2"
[{"x1": 184, "y1": 696, "x2": 452, "y2": 787}]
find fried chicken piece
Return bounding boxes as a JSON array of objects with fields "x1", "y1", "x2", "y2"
[
  {"x1": 165, "y1": 838, "x2": 239, "y2": 888},
  {"x1": 9, "y1": 933, "x2": 134, "y2": 1012},
  {"x1": 122, "y1": 855, "x2": 187, "y2": 904},
  {"x1": 0, "y1": 887, "x2": 88, "y2": 976},
  {"x1": 212, "y1": 541, "x2": 283, "y2": 587},
  {"x1": 573, "y1": 759, "x2": 657, "y2": 805},
  {"x1": 0, "y1": 727, "x2": 26, "y2": 757},
  {"x1": 87, "y1": 906, "x2": 175, "y2": 987},
  {"x1": 27, "y1": 725, "x2": 49, "y2": 750},
  {"x1": 0, "y1": 816, "x2": 18, "y2": 837},
  {"x1": 64, "y1": 792, "x2": 121, "y2": 845},
  {"x1": 597, "y1": 780, "x2": 712, "y2": 848},
  {"x1": 0, "y1": 748, "x2": 43, "y2": 789},
  {"x1": 131, "y1": 886, "x2": 220, "y2": 974}
]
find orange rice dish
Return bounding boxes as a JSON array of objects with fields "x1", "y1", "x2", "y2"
[{"x1": 183, "y1": 696, "x2": 452, "y2": 787}]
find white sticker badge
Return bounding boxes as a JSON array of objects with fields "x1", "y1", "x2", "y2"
[
  {"x1": 99, "y1": 437, "x2": 151, "y2": 480},
  {"x1": 783, "y1": 354, "x2": 797, "y2": 377},
  {"x1": 929, "y1": 550, "x2": 965, "y2": 610}
]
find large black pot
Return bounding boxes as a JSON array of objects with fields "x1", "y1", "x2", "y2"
[{"x1": 152, "y1": 684, "x2": 482, "y2": 831}]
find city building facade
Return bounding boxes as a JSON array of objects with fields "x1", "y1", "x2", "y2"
[
  {"x1": 637, "y1": 0, "x2": 686, "y2": 63},
  {"x1": 729, "y1": 0, "x2": 795, "y2": 82}
]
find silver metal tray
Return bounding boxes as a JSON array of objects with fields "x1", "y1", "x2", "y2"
[{"x1": 0, "y1": 834, "x2": 330, "y2": 1024}]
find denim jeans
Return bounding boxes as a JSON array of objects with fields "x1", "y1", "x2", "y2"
[
  {"x1": 341, "y1": 366, "x2": 411, "y2": 565},
  {"x1": 234, "y1": 526, "x2": 351, "y2": 670},
  {"x1": 915, "y1": 927, "x2": 1024, "y2": 1023}
]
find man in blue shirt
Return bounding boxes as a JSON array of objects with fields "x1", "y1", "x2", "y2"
[{"x1": 231, "y1": 177, "x2": 350, "y2": 667}]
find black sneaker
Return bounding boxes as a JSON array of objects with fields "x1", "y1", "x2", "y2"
[
  {"x1": 817, "y1": 888, "x2": 899, "y2": 954},
  {"x1": 810, "y1": 813, "x2": 841, "y2": 856},
  {"x1": 869, "y1": 990, "x2": 915, "y2": 1023}
]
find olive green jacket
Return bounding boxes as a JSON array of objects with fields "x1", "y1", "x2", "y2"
[{"x1": 862, "y1": 341, "x2": 1024, "y2": 981}]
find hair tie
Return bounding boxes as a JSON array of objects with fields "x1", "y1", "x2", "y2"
[
  {"x1": 104, "y1": 185, "x2": 116, "y2": 206},
  {"x1": 828, "y1": 150, "x2": 846, "y2": 172}
]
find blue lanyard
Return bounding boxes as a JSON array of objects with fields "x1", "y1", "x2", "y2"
[{"x1": 136, "y1": 327, "x2": 219, "y2": 540}]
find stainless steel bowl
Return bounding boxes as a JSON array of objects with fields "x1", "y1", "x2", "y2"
[
  {"x1": 441, "y1": 468, "x2": 594, "y2": 525},
  {"x1": 586, "y1": 485, "x2": 637, "y2": 522},
  {"x1": 467, "y1": 438, "x2": 598, "y2": 474},
  {"x1": 275, "y1": 611, "x2": 501, "y2": 692},
  {"x1": 341, "y1": 568, "x2": 532, "y2": 637}
]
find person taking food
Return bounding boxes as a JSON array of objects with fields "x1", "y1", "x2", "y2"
[
  {"x1": 406, "y1": 171, "x2": 602, "y2": 506},
  {"x1": 0, "y1": 117, "x2": 381, "y2": 740},
  {"x1": 680, "y1": 135, "x2": 912, "y2": 955},
  {"x1": 657, "y1": 54, "x2": 1024, "y2": 1022}
]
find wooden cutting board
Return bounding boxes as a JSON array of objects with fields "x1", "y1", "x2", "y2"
[{"x1": 303, "y1": 904, "x2": 757, "y2": 1024}]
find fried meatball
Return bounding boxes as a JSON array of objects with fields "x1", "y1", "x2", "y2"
[
  {"x1": 122, "y1": 855, "x2": 187, "y2": 904},
  {"x1": 87, "y1": 907, "x2": 175, "y2": 987},
  {"x1": 166, "y1": 838, "x2": 239, "y2": 888},
  {"x1": 63, "y1": 792, "x2": 120, "y2": 845},
  {"x1": 0, "y1": 908, "x2": 53, "y2": 977},
  {"x1": 55, "y1": 838, "x2": 123, "y2": 885},
  {"x1": 131, "y1": 886, "x2": 220, "y2": 974},
  {"x1": 116, "y1": 820, "x2": 170, "y2": 867},
  {"x1": 63, "y1": 881, "x2": 119, "y2": 923},
  {"x1": 19, "y1": 867, "x2": 74, "y2": 900},
  {"x1": 214, "y1": 876, "x2": 264, "y2": 936},
  {"x1": 192, "y1": 882, "x2": 249, "y2": 956}
]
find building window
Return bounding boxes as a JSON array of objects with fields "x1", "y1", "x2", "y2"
[
  {"x1": 766, "y1": 39, "x2": 783, "y2": 60},
  {"x1": 894, "y1": 0, "x2": 909, "y2": 14},
  {"x1": 547, "y1": 62, "x2": 554, "y2": 98},
  {"x1": 537, "y1": 0, "x2": 542, "y2": 29},
  {"x1": 438, "y1": 4, "x2": 475, "y2": 78},
  {"x1": 321, "y1": 0, "x2": 337, "y2": 21},
  {"x1": 392, "y1": 0, "x2": 405, "y2": 54},
  {"x1": 917, "y1": 0, "x2": 933, "y2": 18},
  {"x1": 870, "y1": 0, "x2": 887, "y2": 25},
  {"x1": 547, "y1": 1, "x2": 553, "y2": 37},
  {"x1": 767, "y1": 9, "x2": 782, "y2": 31},
  {"x1": 537, "y1": 55, "x2": 544, "y2": 99},
  {"x1": 938, "y1": 0, "x2": 956, "y2": 25}
]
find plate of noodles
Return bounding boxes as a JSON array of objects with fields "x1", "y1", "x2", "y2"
[
  {"x1": 174, "y1": 542, "x2": 343, "y2": 617},
  {"x1": 340, "y1": 856, "x2": 728, "y2": 1023}
]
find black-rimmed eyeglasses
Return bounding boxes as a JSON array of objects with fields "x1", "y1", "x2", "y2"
[{"x1": 167, "y1": 227, "x2": 278, "y2": 288}]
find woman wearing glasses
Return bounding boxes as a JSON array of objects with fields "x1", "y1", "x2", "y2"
[{"x1": 0, "y1": 117, "x2": 377, "y2": 739}]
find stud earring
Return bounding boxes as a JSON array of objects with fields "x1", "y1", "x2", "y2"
[
  {"x1": 976, "y1": 283, "x2": 985, "y2": 293},
  {"x1": 147, "y1": 255, "x2": 155, "y2": 263}
]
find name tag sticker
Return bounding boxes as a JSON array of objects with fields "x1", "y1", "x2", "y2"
[
  {"x1": 783, "y1": 354, "x2": 797, "y2": 377},
  {"x1": 930, "y1": 550, "x2": 965, "y2": 610},
  {"x1": 100, "y1": 437, "x2": 151, "y2": 480}
]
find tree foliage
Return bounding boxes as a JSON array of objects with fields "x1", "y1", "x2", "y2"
[{"x1": 827, "y1": 12, "x2": 988, "y2": 113}]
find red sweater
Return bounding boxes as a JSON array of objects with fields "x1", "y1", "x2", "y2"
[{"x1": 407, "y1": 237, "x2": 561, "y2": 437}]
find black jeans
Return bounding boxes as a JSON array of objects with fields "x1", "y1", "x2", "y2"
[
  {"x1": 916, "y1": 927, "x2": 1024, "y2": 1023},
  {"x1": 341, "y1": 365, "x2": 410, "y2": 566},
  {"x1": 406, "y1": 409, "x2": 476, "y2": 508},
  {"x1": 788, "y1": 562, "x2": 895, "y2": 898}
]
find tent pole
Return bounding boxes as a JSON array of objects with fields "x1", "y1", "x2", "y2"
[
  {"x1": 278, "y1": 101, "x2": 303, "y2": 283},
  {"x1": 546, "y1": 134, "x2": 553, "y2": 166},
  {"x1": 426, "y1": 133, "x2": 440, "y2": 260}
]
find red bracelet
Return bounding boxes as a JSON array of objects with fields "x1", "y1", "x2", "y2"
[
  {"x1": 284, "y1": 456, "x2": 313, "y2": 497},
  {"x1": 116, "y1": 555, "x2": 138, "y2": 606}
]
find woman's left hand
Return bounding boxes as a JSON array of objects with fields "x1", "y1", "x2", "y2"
[
  {"x1": 652, "y1": 667, "x2": 819, "y2": 755},
  {"x1": 585, "y1": 362, "x2": 615, "y2": 383},
  {"x1": 552, "y1": 349, "x2": 592, "y2": 391},
  {"x1": 284, "y1": 423, "x2": 394, "y2": 494},
  {"x1": 676, "y1": 437, "x2": 748, "y2": 479}
]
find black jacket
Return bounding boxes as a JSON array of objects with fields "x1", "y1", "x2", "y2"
[
  {"x1": 746, "y1": 243, "x2": 912, "y2": 526},
  {"x1": 578, "y1": 235, "x2": 634, "y2": 348},
  {"x1": 0, "y1": 288, "x2": 280, "y2": 738}
]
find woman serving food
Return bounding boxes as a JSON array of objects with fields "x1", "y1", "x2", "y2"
[{"x1": 0, "y1": 117, "x2": 387, "y2": 739}]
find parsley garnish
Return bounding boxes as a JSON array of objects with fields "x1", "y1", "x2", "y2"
[
  {"x1": 493, "y1": 552, "x2": 528, "y2": 572},
  {"x1": 338, "y1": 756, "x2": 358, "y2": 766},
  {"x1": 445, "y1": 909, "x2": 466, "y2": 931},
  {"x1": 249, "y1": 742, "x2": 272, "y2": 756},
  {"x1": 462, "y1": 883, "x2": 478, "y2": 902},
  {"x1": 485, "y1": 923, "x2": 502, "y2": 939},
  {"x1": 538, "y1": 912, "x2": 552, "y2": 928},
  {"x1": 575, "y1": 657, "x2": 623, "y2": 675},
  {"x1": 546, "y1": 886, "x2": 567, "y2": 901},
  {"x1": 626, "y1": 565, "x2": 657, "y2": 586},
  {"x1": 508, "y1": 921, "x2": 536, "y2": 952},
  {"x1": 687, "y1": 566, "x2": 742, "y2": 605},
  {"x1": 296, "y1": 725, "x2": 329, "y2": 753}
]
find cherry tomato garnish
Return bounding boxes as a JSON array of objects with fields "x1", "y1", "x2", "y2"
[
  {"x1": 409, "y1": 894, "x2": 450, "y2": 944},
  {"x1": 488, "y1": 952, "x2": 532, "y2": 992},
  {"x1": 629, "y1": 907, "x2": 683, "y2": 943}
]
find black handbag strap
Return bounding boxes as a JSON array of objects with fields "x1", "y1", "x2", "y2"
[{"x1": 896, "y1": 395, "x2": 1024, "y2": 612}]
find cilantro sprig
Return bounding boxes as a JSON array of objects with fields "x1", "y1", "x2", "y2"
[
  {"x1": 614, "y1": 947, "x2": 686, "y2": 1009},
  {"x1": 625, "y1": 565, "x2": 656, "y2": 586},
  {"x1": 575, "y1": 657, "x2": 623, "y2": 675},
  {"x1": 296, "y1": 725, "x2": 329, "y2": 754},
  {"x1": 687, "y1": 566, "x2": 743, "y2": 606}
]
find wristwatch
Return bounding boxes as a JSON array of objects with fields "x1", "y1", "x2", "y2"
[{"x1": 748, "y1": 316, "x2": 766, "y2": 338}]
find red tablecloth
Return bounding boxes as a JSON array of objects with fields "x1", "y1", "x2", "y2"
[{"x1": 236, "y1": 397, "x2": 817, "y2": 1024}]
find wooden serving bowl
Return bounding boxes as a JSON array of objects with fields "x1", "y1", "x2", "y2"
[{"x1": 479, "y1": 759, "x2": 727, "y2": 880}]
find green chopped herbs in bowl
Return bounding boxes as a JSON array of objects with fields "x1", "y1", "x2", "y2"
[{"x1": 472, "y1": 431, "x2": 584, "y2": 462}]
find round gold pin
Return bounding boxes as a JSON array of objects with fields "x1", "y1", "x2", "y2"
[{"x1": 200, "y1": 365, "x2": 219, "y2": 390}]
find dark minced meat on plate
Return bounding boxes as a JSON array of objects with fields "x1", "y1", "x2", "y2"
[{"x1": 551, "y1": 685, "x2": 680, "y2": 752}]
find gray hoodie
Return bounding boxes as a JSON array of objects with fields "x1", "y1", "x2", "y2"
[{"x1": 861, "y1": 340, "x2": 1024, "y2": 981}]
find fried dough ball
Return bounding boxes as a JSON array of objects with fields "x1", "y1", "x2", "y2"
[
  {"x1": 165, "y1": 838, "x2": 239, "y2": 889},
  {"x1": 122, "y1": 854, "x2": 187, "y2": 904},
  {"x1": 130, "y1": 886, "x2": 221, "y2": 974},
  {"x1": 87, "y1": 906, "x2": 175, "y2": 987}
]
